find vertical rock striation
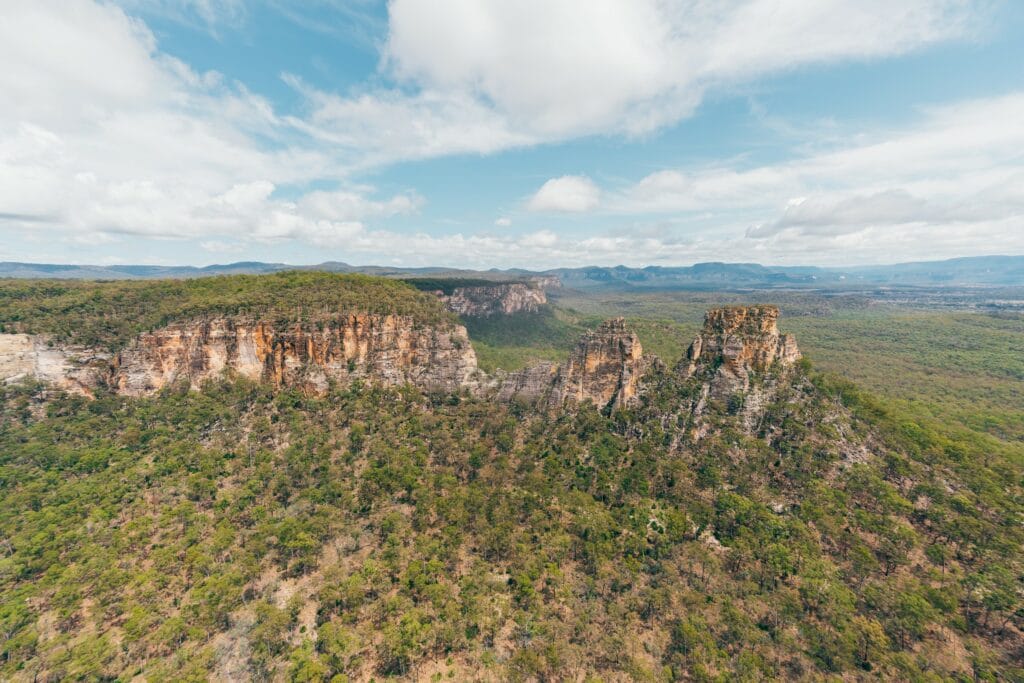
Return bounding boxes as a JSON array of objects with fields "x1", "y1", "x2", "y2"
[
  {"x1": 498, "y1": 318, "x2": 646, "y2": 411},
  {"x1": 682, "y1": 305, "x2": 800, "y2": 399},
  {"x1": 2, "y1": 303, "x2": 803, "y2": 423},
  {"x1": 111, "y1": 315, "x2": 479, "y2": 396},
  {"x1": 0, "y1": 334, "x2": 105, "y2": 395},
  {"x1": 441, "y1": 282, "x2": 548, "y2": 317}
]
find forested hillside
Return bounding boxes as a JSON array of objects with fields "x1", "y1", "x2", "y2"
[
  {"x1": 0, "y1": 273, "x2": 454, "y2": 351},
  {"x1": 0, "y1": 276, "x2": 1021, "y2": 680},
  {"x1": 1, "y1": 358, "x2": 1021, "y2": 679}
]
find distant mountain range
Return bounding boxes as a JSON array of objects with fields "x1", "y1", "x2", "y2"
[{"x1": 1, "y1": 255, "x2": 1022, "y2": 288}]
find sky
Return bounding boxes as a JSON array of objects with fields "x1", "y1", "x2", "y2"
[{"x1": 1, "y1": 0, "x2": 1023, "y2": 269}]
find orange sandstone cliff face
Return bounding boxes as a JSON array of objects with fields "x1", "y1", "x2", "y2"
[
  {"x1": 1, "y1": 306, "x2": 802, "y2": 420},
  {"x1": 441, "y1": 282, "x2": 548, "y2": 317},
  {"x1": 682, "y1": 305, "x2": 801, "y2": 427},
  {"x1": 497, "y1": 318, "x2": 647, "y2": 411},
  {"x1": 554, "y1": 317, "x2": 645, "y2": 409},
  {"x1": 109, "y1": 313, "x2": 643, "y2": 408},
  {"x1": 111, "y1": 314, "x2": 479, "y2": 396}
]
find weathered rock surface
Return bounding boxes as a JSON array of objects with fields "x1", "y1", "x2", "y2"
[
  {"x1": 0, "y1": 334, "x2": 105, "y2": 395},
  {"x1": 440, "y1": 283, "x2": 547, "y2": 317},
  {"x1": 2, "y1": 304, "x2": 803, "y2": 420},
  {"x1": 682, "y1": 305, "x2": 800, "y2": 400},
  {"x1": 530, "y1": 276, "x2": 562, "y2": 291},
  {"x1": 677, "y1": 305, "x2": 801, "y2": 435},
  {"x1": 111, "y1": 315, "x2": 480, "y2": 396},
  {"x1": 498, "y1": 318, "x2": 646, "y2": 410}
]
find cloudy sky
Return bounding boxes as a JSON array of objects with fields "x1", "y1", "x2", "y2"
[{"x1": 2, "y1": 0, "x2": 1023, "y2": 268}]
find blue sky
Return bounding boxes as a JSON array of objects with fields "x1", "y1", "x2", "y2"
[{"x1": 1, "y1": 0, "x2": 1023, "y2": 268}]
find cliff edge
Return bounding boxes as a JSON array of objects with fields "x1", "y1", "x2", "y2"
[{"x1": 682, "y1": 305, "x2": 800, "y2": 399}]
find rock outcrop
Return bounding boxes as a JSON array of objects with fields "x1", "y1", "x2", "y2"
[
  {"x1": 2, "y1": 304, "x2": 802, "y2": 420},
  {"x1": 440, "y1": 282, "x2": 547, "y2": 317},
  {"x1": 498, "y1": 318, "x2": 646, "y2": 411},
  {"x1": 679, "y1": 305, "x2": 801, "y2": 434},
  {"x1": 683, "y1": 305, "x2": 800, "y2": 399},
  {"x1": 111, "y1": 315, "x2": 479, "y2": 396},
  {"x1": 530, "y1": 276, "x2": 562, "y2": 291},
  {"x1": 0, "y1": 334, "x2": 105, "y2": 395}
]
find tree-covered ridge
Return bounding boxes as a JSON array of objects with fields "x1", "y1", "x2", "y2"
[
  {"x1": 401, "y1": 277, "x2": 523, "y2": 295},
  {"x1": 0, "y1": 360, "x2": 1020, "y2": 680},
  {"x1": 0, "y1": 272, "x2": 456, "y2": 351}
]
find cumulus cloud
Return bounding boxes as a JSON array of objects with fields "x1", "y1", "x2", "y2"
[
  {"x1": 0, "y1": 0, "x2": 1009, "y2": 266},
  {"x1": 599, "y1": 93, "x2": 1024, "y2": 261},
  {"x1": 527, "y1": 176, "x2": 601, "y2": 213},
  {"x1": 0, "y1": 0, "x2": 417, "y2": 249},
  {"x1": 280, "y1": 0, "x2": 984, "y2": 163},
  {"x1": 378, "y1": 0, "x2": 977, "y2": 141}
]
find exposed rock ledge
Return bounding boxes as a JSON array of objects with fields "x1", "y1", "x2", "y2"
[
  {"x1": 0, "y1": 334, "x2": 106, "y2": 396},
  {"x1": 439, "y1": 282, "x2": 547, "y2": 317},
  {"x1": 496, "y1": 318, "x2": 647, "y2": 411},
  {"x1": 682, "y1": 305, "x2": 800, "y2": 400},
  {"x1": 0, "y1": 306, "x2": 801, "y2": 418},
  {"x1": 111, "y1": 315, "x2": 480, "y2": 397}
]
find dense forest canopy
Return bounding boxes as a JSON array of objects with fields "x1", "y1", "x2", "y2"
[
  {"x1": 401, "y1": 278, "x2": 523, "y2": 295},
  {"x1": 0, "y1": 274, "x2": 1021, "y2": 680},
  {"x1": 0, "y1": 362, "x2": 1021, "y2": 680},
  {"x1": 0, "y1": 272, "x2": 455, "y2": 351}
]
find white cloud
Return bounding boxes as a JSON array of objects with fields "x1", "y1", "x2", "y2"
[
  {"x1": 0, "y1": 0, "x2": 418, "y2": 249},
  {"x1": 372, "y1": 0, "x2": 977, "y2": 141},
  {"x1": 283, "y1": 80, "x2": 537, "y2": 167},
  {"x1": 598, "y1": 93, "x2": 1024, "y2": 262},
  {"x1": 281, "y1": 0, "x2": 985, "y2": 162},
  {"x1": 494, "y1": 217, "x2": 512, "y2": 227},
  {"x1": 0, "y1": 0, "x2": 1011, "y2": 267},
  {"x1": 527, "y1": 175, "x2": 601, "y2": 213}
]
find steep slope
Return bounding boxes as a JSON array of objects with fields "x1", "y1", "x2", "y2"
[
  {"x1": 497, "y1": 317, "x2": 648, "y2": 410},
  {"x1": 111, "y1": 315, "x2": 478, "y2": 396},
  {"x1": 0, "y1": 335, "x2": 106, "y2": 395},
  {"x1": 443, "y1": 282, "x2": 547, "y2": 317},
  {"x1": 0, "y1": 273, "x2": 478, "y2": 397},
  {"x1": 681, "y1": 304, "x2": 801, "y2": 396},
  {"x1": 403, "y1": 278, "x2": 552, "y2": 317},
  {"x1": 0, "y1": 272, "x2": 454, "y2": 351},
  {"x1": 0, "y1": 284, "x2": 1021, "y2": 681}
]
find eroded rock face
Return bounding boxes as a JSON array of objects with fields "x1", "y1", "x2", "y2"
[
  {"x1": 3, "y1": 304, "x2": 802, "y2": 421},
  {"x1": 683, "y1": 305, "x2": 800, "y2": 401},
  {"x1": 441, "y1": 283, "x2": 547, "y2": 317},
  {"x1": 499, "y1": 318, "x2": 646, "y2": 411},
  {"x1": 111, "y1": 315, "x2": 479, "y2": 396},
  {"x1": 0, "y1": 334, "x2": 106, "y2": 395}
]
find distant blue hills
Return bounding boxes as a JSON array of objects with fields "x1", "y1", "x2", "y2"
[{"x1": 0, "y1": 255, "x2": 1022, "y2": 289}]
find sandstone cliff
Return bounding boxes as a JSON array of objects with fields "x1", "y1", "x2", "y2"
[
  {"x1": 679, "y1": 305, "x2": 801, "y2": 434},
  {"x1": 0, "y1": 334, "x2": 105, "y2": 395},
  {"x1": 1, "y1": 304, "x2": 802, "y2": 418},
  {"x1": 682, "y1": 305, "x2": 800, "y2": 398},
  {"x1": 111, "y1": 314, "x2": 479, "y2": 396},
  {"x1": 498, "y1": 318, "x2": 646, "y2": 411},
  {"x1": 440, "y1": 282, "x2": 547, "y2": 317}
]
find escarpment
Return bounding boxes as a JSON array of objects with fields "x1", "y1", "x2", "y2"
[
  {"x1": 497, "y1": 318, "x2": 647, "y2": 410},
  {"x1": 439, "y1": 282, "x2": 548, "y2": 317},
  {"x1": 1, "y1": 314, "x2": 479, "y2": 397},
  {"x1": 2, "y1": 303, "x2": 803, "y2": 419},
  {"x1": 111, "y1": 315, "x2": 479, "y2": 396}
]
